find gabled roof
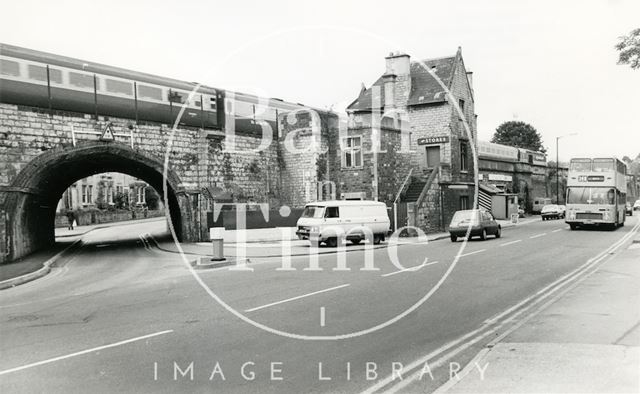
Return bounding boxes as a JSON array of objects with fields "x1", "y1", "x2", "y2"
[{"x1": 347, "y1": 52, "x2": 461, "y2": 112}]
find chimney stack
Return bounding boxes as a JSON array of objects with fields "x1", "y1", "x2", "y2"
[
  {"x1": 383, "y1": 73, "x2": 397, "y2": 109},
  {"x1": 385, "y1": 51, "x2": 411, "y2": 75}
]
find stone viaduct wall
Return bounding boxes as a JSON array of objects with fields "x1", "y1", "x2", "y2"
[{"x1": 0, "y1": 103, "x2": 319, "y2": 263}]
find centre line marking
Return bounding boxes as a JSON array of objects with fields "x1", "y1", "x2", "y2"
[
  {"x1": 530, "y1": 233, "x2": 547, "y2": 239},
  {"x1": 381, "y1": 261, "x2": 440, "y2": 277},
  {"x1": 500, "y1": 240, "x2": 522, "y2": 247},
  {"x1": 460, "y1": 249, "x2": 486, "y2": 257},
  {"x1": 244, "y1": 284, "x2": 350, "y2": 312},
  {"x1": 0, "y1": 330, "x2": 173, "y2": 376},
  {"x1": 320, "y1": 307, "x2": 326, "y2": 327},
  {"x1": 552, "y1": 228, "x2": 563, "y2": 233}
]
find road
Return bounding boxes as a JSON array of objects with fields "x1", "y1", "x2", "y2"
[{"x1": 1, "y1": 216, "x2": 638, "y2": 393}]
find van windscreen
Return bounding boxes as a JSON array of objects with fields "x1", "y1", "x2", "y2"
[{"x1": 302, "y1": 206, "x2": 325, "y2": 218}]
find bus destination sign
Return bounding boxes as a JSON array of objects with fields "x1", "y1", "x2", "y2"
[{"x1": 578, "y1": 175, "x2": 605, "y2": 182}]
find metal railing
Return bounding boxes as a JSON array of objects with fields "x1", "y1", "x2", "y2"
[{"x1": 394, "y1": 168, "x2": 413, "y2": 205}]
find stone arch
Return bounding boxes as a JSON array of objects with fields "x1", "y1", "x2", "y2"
[{"x1": 3, "y1": 140, "x2": 189, "y2": 262}]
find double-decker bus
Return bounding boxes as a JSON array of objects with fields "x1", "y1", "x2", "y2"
[{"x1": 565, "y1": 157, "x2": 627, "y2": 230}]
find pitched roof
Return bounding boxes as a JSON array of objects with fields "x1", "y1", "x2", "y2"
[{"x1": 347, "y1": 54, "x2": 458, "y2": 112}]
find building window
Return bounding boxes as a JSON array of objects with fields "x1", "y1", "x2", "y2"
[
  {"x1": 107, "y1": 186, "x2": 114, "y2": 204},
  {"x1": 460, "y1": 141, "x2": 468, "y2": 172},
  {"x1": 460, "y1": 195, "x2": 469, "y2": 210},
  {"x1": 458, "y1": 99, "x2": 465, "y2": 112},
  {"x1": 82, "y1": 185, "x2": 88, "y2": 204},
  {"x1": 87, "y1": 185, "x2": 93, "y2": 203},
  {"x1": 425, "y1": 145, "x2": 441, "y2": 168},
  {"x1": 137, "y1": 187, "x2": 146, "y2": 204},
  {"x1": 342, "y1": 136, "x2": 363, "y2": 168}
]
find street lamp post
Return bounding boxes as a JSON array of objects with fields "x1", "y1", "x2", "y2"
[{"x1": 555, "y1": 133, "x2": 578, "y2": 204}]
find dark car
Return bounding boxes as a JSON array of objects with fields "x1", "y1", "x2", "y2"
[
  {"x1": 626, "y1": 202, "x2": 633, "y2": 216},
  {"x1": 449, "y1": 209, "x2": 501, "y2": 242}
]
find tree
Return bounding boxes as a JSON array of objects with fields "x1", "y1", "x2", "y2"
[
  {"x1": 491, "y1": 121, "x2": 546, "y2": 153},
  {"x1": 616, "y1": 28, "x2": 640, "y2": 70},
  {"x1": 145, "y1": 187, "x2": 160, "y2": 210}
]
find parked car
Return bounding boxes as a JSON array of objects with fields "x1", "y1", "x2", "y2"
[
  {"x1": 626, "y1": 202, "x2": 633, "y2": 216},
  {"x1": 449, "y1": 209, "x2": 501, "y2": 242},
  {"x1": 541, "y1": 204, "x2": 563, "y2": 220},
  {"x1": 296, "y1": 200, "x2": 390, "y2": 247},
  {"x1": 634, "y1": 200, "x2": 640, "y2": 211}
]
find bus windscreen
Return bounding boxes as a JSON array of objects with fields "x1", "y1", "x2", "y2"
[{"x1": 567, "y1": 187, "x2": 615, "y2": 205}]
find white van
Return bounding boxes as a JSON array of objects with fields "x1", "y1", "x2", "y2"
[{"x1": 296, "y1": 200, "x2": 391, "y2": 247}]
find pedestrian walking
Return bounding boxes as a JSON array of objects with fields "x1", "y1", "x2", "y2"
[{"x1": 66, "y1": 209, "x2": 75, "y2": 230}]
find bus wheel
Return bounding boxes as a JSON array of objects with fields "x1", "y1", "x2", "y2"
[{"x1": 569, "y1": 223, "x2": 577, "y2": 230}]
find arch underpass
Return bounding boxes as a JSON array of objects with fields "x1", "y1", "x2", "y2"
[{"x1": 3, "y1": 141, "x2": 189, "y2": 262}]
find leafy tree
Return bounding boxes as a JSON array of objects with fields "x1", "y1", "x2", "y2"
[
  {"x1": 114, "y1": 192, "x2": 128, "y2": 210},
  {"x1": 616, "y1": 28, "x2": 640, "y2": 70},
  {"x1": 491, "y1": 121, "x2": 546, "y2": 153},
  {"x1": 145, "y1": 187, "x2": 160, "y2": 210}
]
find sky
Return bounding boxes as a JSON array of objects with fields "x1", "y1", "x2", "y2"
[{"x1": 1, "y1": 0, "x2": 639, "y2": 161}]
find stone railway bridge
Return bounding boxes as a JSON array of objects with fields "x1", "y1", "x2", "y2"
[{"x1": 0, "y1": 103, "x2": 330, "y2": 264}]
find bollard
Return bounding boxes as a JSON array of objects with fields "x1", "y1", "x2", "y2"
[{"x1": 209, "y1": 227, "x2": 226, "y2": 261}]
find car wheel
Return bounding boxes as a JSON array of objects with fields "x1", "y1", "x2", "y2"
[
  {"x1": 495, "y1": 227, "x2": 501, "y2": 238},
  {"x1": 480, "y1": 229, "x2": 487, "y2": 240},
  {"x1": 351, "y1": 238, "x2": 362, "y2": 245},
  {"x1": 373, "y1": 234, "x2": 382, "y2": 245},
  {"x1": 450, "y1": 235, "x2": 457, "y2": 242},
  {"x1": 569, "y1": 223, "x2": 577, "y2": 230},
  {"x1": 326, "y1": 237, "x2": 338, "y2": 247}
]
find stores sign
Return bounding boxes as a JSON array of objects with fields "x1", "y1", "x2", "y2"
[{"x1": 417, "y1": 136, "x2": 449, "y2": 145}]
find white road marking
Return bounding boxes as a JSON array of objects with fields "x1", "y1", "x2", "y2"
[
  {"x1": 499, "y1": 240, "x2": 522, "y2": 247},
  {"x1": 244, "y1": 284, "x2": 350, "y2": 312},
  {"x1": 530, "y1": 233, "x2": 547, "y2": 239},
  {"x1": 381, "y1": 261, "x2": 440, "y2": 277},
  {"x1": 552, "y1": 228, "x2": 563, "y2": 233},
  {"x1": 320, "y1": 307, "x2": 326, "y2": 327},
  {"x1": 459, "y1": 249, "x2": 486, "y2": 257},
  {"x1": 0, "y1": 330, "x2": 173, "y2": 376}
]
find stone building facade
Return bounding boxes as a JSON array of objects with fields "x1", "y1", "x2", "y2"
[
  {"x1": 56, "y1": 172, "x2": 150, "y2": 212},
  {"x1": 340, "y1": 48, "x2": 478, "y2": 232}
]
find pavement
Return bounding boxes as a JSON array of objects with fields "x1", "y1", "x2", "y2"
[{"x1": 434, "y1": 230, "x2": 640, "y2": 393}]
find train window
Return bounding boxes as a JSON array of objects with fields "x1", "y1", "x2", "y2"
[
  {"x1": 27, "y1": 65, "x2": 47, "y2": 81},
  {"x1": 27, "y1": 65, "x2": 63, "y2": 83},
  {"x1": 209, "y1": 97, "x2": 217, "y2": 110},
  {"x1": 0, "y1": 59, "x2": 20, "y2": 76},
  {"x1": 69, "y1": 72, "x2": 94, "y2": 88},
  {"x1": 106, "y1": 79, "x2": 133, "y2": 95},
  {"x1": 138, "y1": 84, "x2": 162, "y2": 100},
  {"x1": 168, "y1": 91, "x2": 185, "y2": 104}
]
